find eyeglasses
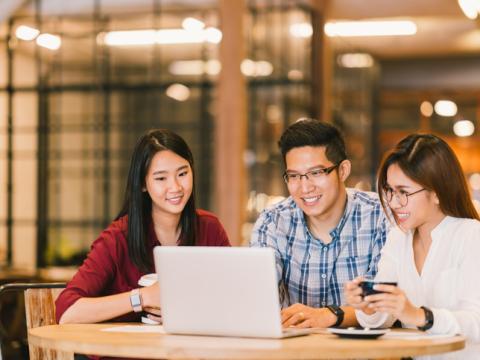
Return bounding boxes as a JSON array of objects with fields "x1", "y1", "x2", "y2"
[
  {"x1": 384, "y1": 187, "x2": 426, "y2": 207},
  {"x1": 283, "y1": 164, "x2": 339, "y2": 185}
]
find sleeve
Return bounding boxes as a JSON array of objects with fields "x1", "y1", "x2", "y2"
[
  {"x1": 364, "y1": 210, "x2": 390, "y2": 278},
  {"x1": 250, "y1": 210, "x2": 289, "y2": 306},
  {"x1": 210, "y1": 218, "x2": 231, "y2": 247},
  {"x1": 356, "y1": 227, "x2": 400, "y2": 329},
  {"x1": 55, "y1": 230, "x2": 118, "y2": 323},
  {"x1": 429, "y1": 223, "x2": 480, "y2": 340}
]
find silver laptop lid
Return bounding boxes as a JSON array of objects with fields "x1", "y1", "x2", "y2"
[{"x1": 154, "y1": 246, "x2": 283, "y2": 338}]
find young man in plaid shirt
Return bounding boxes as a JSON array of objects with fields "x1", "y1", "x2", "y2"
[{"x1": 250, "y1": 118, "x2": 389, "y2": 328}]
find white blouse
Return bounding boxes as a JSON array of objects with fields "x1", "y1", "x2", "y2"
[{"x1": 356, "y1": 216, "x2": 480, "y2": 360}]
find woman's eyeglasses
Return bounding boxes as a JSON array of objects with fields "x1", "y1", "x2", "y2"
[{"x1": 384, "y1": 187, "x2": 426, "y2": 207}]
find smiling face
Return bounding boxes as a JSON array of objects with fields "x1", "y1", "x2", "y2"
[
  {"x1": 385, "y1": 163, "x2": 443, "y2": 231},
  {"x1": 285, "y1": 146, "x2": 350, "y2": 222},
  {"x1": 144, "y1": 150, "x2": 193, "y2": 219}
]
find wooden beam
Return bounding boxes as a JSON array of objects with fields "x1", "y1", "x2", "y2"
[{"x1": 215, "y1": 0, "x2": 247, "y2": 245}]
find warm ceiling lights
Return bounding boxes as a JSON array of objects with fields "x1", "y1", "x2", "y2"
[
  {"x1": 182, "y1": 17, "x2": 205, "y2": 31},
  {"x1": 453, "y1": 120, "x2": 475, "y2": 137},
  {"x1": 458, "y1": 0, "x2": 480, "y2": 19},
  {"x1": 420, "y1": 101, "x2": 434, "y2": 117},
  {"x1": 36, "y1": 33, "x2": 62, "y2": 50},
  {"x1": 434, "y1": 100, "x2": 458, "y2": 117},
  {"x1": 324, "y1": 20, "x2": 417, "y2": 37},
  {"x1": 15, "y1": 25, "x2": 40, "y2": 41},
  {"x1": 165, "y1": 83, "x2": 190, "y2": 101},
  {"x1": 337, "y1": 53, "x2": 374, "y2": 68},
  {"x1": 169, "y1": 60, "x2": 221, "y2": 76},
  {"x1": 240, "y1": 59, "x2": 274, "y2": 77},
  {"x1": 103, "y1": 28, "x2": 222, "y2": 46},
  {"x1": 289, "y1": 23, "x2": 313, "y2": 38}
]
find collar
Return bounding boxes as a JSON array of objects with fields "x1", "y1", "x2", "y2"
[{"x1": 297, "y1": 189, "x2": 352, "y2": 243}]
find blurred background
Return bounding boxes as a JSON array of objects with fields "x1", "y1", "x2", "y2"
[
  {"x1": 0, "y1": 0, "x2": 480, "y2": 289},
  {"x1": 1, "y1": 0, "x2": 480, "y2": 357}
]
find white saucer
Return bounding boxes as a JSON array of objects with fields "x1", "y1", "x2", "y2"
[{"x1": 328, "y1": 327, "x2": 389, "y2": 339}]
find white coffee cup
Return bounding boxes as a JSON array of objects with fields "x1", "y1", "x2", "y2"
[
  {"x1": 138, "y1": 273, "x2": 157, "y2": 287},
  {"x1": 138, "y1": 273, "x2": 160, "y2": 324}
]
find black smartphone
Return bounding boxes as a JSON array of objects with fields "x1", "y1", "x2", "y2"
[{"x1": 360, "y1": 281, "x2": 397, "y2": 297}]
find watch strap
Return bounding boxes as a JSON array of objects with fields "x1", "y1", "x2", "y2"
[
  {"x1": 130, "y1": 288, "x2": 143, "y2": 313},
  {"x1": 418, "y1": 306, "x2": 434, "y2": 331},
  {"x1": 326, "y1": 305, "x2": 344, "y2": 327}
]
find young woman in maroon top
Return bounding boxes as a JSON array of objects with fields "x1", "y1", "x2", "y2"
[{"x1": 56, "y1": 129, "x2": 230, "y2": 325}]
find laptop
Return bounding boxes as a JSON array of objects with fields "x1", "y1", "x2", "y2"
[{"x1": 154, "y1": 246, "x2": 312, "y2": 338}]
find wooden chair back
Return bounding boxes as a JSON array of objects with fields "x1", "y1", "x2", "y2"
[{"x1": 24, "y1": 287, "x2": 73, "y2": 360}]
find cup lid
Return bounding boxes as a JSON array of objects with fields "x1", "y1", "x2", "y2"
[{"x1": 138, "y1": 273, "x2": 157, "y2": 287}]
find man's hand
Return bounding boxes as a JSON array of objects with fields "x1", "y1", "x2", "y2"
[{"x1": 281, "y1": 303, "x2": 337, "y2": 328}]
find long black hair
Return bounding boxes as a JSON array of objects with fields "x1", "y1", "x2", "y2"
[{"x1": 117, "y1": 129, "x2": 197, "y2": 272}]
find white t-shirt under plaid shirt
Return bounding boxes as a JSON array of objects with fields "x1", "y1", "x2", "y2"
[{"x1": 250, "y1": 188, "x2": 389, "y2": 308}]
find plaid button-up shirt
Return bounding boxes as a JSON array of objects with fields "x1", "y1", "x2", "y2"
[{"x1": 250, "y1": 189, "x2": 389, "y2": 308}]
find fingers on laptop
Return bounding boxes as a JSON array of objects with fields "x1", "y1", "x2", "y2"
[
  {"x1": 146, "y1": 313, "x2": 163, "y2": 323},
  {"x1": 281, "y1": 303, "x2": 309, "y2": 327}
]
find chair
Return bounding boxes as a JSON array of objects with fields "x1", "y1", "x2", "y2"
[{"x1": 0, "y1": 282, "x2": 72, "y2": 360}]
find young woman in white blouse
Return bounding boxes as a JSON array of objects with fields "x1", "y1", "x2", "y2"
[{"x1": 345, "y1": 134, "x2": 480, "y2": 359}]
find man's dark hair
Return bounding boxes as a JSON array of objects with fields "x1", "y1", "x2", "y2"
[{"x1": 278, "y1": 118, "x2": 347, "y2": 164}]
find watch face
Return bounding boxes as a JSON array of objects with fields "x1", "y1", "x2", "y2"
[{"x1": 131, "y1": 296, "x2": 141, "y2": 307}]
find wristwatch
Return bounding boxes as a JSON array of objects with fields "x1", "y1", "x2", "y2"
[
  {"x1": 326, "y1": 305, "x2": 345, "y2": 327},
  {"x1": 418, "y1": 306, "x2": 434, "y2": 331},
  {"x1": 130, "y1": 288, "x2": 143, "y2": 313}
]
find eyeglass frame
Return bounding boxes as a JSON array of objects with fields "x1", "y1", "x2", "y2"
[
  {"x1": 282, "y1": 163, "x2": 340, "y2": 184},
  {"x1": 384, "y1": 187, "x2": 426, "y2": 207}
]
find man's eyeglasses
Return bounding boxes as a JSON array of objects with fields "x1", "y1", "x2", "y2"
[
  {"x1": 384, "y1": 187, "x2": 426, "y2": 207},
  {"x1": 283, "y1": 164, "x2": 339, "y2": 185}
]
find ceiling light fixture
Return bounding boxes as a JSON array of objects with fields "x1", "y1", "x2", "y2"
[
  {"x1": 15, "y1": 25, "x2": 40, "y2": 41},
  {"x1": 325, "y1": 20, "x2": 417, "y2": 37},
  {"x1": 458, "y1": 0, "x2": 479, "y2": 19},
  {"x1": 337, "y1": 53, "x2": 374, "y2": 68},
  {"x1": 166, "y1": 83, "x2": 190, "y2": 101},
  {"x1": 420, "y1": 101, "x2": 434, "y2": 117},
  {"x1": 169, "y1": 60, "x2": 221, "y2": 76},
  {"x1": 434, "y1": 100, "x2": 458, "y2": 117},
  {"x1": 36, "y1": 33, "x2": 61, "y2": 50},
  {"x1": 240, "y1": 59, "x2": 273, "y2": 77},
  {"x1": 103, "y1": 28, "x2": 222, "y2": 46},
  {"x1": 453, "y1": 120, "x2": 475, "y2": 137},
  {"x1": 290, "y1": 23, "x2": 313, "y2": 38},
  {"x1": 182, "y1": 17, "x2": 205, "y2": 31}
]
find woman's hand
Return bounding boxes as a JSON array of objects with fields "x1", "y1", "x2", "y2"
[
  {"x1": 365, "y1": 284, "x2": 425, "y2": 327},
  {"x1": 140, "y1": 282, "x2": 161, "y2": 309},
  {"x1": 143, "y1": 306, "x2": 162, "y2": 323},
  {"x1": 140, "y1": 283, "x2": 162, "y2": 323},
  {"x1": 344, "y1": 277, "x2": 373, "y2": 314}
]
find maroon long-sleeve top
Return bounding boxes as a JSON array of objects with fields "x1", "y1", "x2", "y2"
[{"x1": 55, "y1": 209, "x2": 230, "y2": 324}]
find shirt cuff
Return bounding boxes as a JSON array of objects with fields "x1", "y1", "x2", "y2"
[
  {"x1": 356, "y1": 309, "x2": 390, "y2": 328},
  {"x1": 428, "y1": 308, "x2": 460, "y2": 336}
]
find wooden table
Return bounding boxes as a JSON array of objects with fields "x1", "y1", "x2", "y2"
[{"x1": 28, "y1": 323, "x2": 465, "y2": 359}]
